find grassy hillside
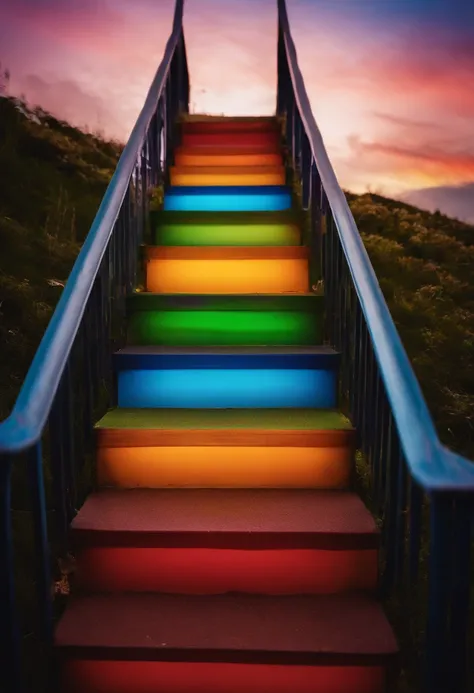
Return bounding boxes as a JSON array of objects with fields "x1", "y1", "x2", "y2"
[
  {"x1": 347, "y1": 191, "x2": 474, "y2": 461},
  {"x1": 0, "y1": 95, "x2": 122, "y2": 420}
]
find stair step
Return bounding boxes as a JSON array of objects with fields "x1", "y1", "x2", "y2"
[
  {"x1": 170, "y1": 165, "x2": 286, "y2": 187},
  {"x1": 71, "y1": 489, "x2": 377, "y2": 594},
  {"x1": 113, "y1": 346, "x2": 339, "y2": 410},
  {"x1": 174, "y1": 146, "x2": 283, "y2": 167},
  {"x1": 163, "y1": 185, "x2": 291, "y2": 212},
  {"x1": 96, "y1": 407, "x2": 353, "y2": 445},
  {"x1": 72, "y1": 488, "x2": 373, "y2": 547},
  {"x1": 180, "y1": 116, "x2": 280, "y2": 133},
  {"x1": 127, "y1": 292, "x2": 323, "y2": 347},
  {"x1": 150, "y1": 210, "x2": 301, "y2": 227},
  {"x1": 55, "y1": 594, "x2": 397, "y2": 668},
  {"x1": 144, "y1": 244, "x2": 309, "y2": 294},
  {"x1": 127, "y1": 292, "x2": 321, "y2": 311},
  {"x1": 114, "y1": 344, "x2": 338, "y2": 370},
  {"x1": 182, "y1": 131, "x2": 280, "y2": 148}
]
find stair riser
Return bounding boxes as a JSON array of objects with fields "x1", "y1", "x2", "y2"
[
  {"x1": 170, "y1": 170, "x2": 286, "y2": 187},
  {"x1": 116, "y1": 368, "x2": 337, "y2": 409},
  {"x1": 127, "y1": 310, "x2": 322, "y2": 346},
  {"x1": 97, "y1": 445, "x2": 351, "y2": 488},
  {"x1": 182, "y1": 132, "x2": 280, "y2": 147},
  {"x1": 181, "y1": 119, "x2": 280, "y2": 134},
  {"x1": 75, "y1": 547, "x2": 378, "y2": 595},
  {"x1": 145, "y1": 259, "x2": 309, "y2": 293},
  {"x1": 154, "y1": 225, "x2": 301, "y2": 246},
  {"x1": 175, "y1": 152, "x2": 283, "y2": 167},
  {"x1": 163, "y1": 190, "x2": 291, "y2": 212},
  {"x1": 61, "y1": 660, "x2": 387, "y2": 693}
]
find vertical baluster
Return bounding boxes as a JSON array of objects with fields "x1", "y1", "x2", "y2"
[
  {"x1": 49, "y1": 386, "x2": 69, "y2": 549},
  {"x1": 394, "y1": 451, "x2": 408, "y2": 583},
  {"x1": 382, "y1": 415, "x2": 401, "y2": 594},
  {"x1": 408, "y1": 476, "x2": 423, "y2": 585},
  {"x1": 300, "y1": 135, "x2": 310, "y2": 209},
  {"x1": 426, "y1": 494, "x2": 453, "y2": 693},
  {"x1": 0, "y1": 456, "x2": 22, "y2": 693},
  {"x1": 309, "y1": 161, "x2": 321, "y2": 282},
  {"x1": 28, "y1": 442, "x2": 53, "y2": 644},
  {"x1": 449, "y1": 495, "x2": 471, "y2": 692}
]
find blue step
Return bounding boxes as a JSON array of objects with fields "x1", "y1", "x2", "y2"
[
  {"x1": 114, "y1": 346, "x2": 339, "y2": 409},
  {"x1": 163, "y1": 185, "x2": 292, "y2": 212}
]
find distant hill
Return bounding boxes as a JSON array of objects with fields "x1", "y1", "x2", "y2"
[
  {"x1": 400, "y1": 182, "x2": 474, "y2": 225},
  {"x1": 0, "y1": 97, "x2": 472, "y2": 460}
]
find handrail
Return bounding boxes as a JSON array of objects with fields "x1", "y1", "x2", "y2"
[
  {"x1": 277, "y1": 0, "x2": 474, "y2": 491},
  {"x1": 0, "y1": 0, "x2": 186, "y2": 455}
]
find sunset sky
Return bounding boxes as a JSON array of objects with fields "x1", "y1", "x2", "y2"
[{"x1": 1, "y1": 0, "x2": 473, "y2": 220}]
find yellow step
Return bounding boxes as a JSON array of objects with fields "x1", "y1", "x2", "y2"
[{"x1": 144, "y1": 246, "x2": 310, "y2": 294}]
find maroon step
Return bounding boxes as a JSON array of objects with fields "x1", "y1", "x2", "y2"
[
  {"x1": 71, "y1": 489, "x2": 379, "y2": 595},
  {"x1": 55, "y1": 593, "x2": 398, "y2": 665}
]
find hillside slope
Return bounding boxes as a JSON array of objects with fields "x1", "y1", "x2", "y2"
[
  {"x1": 347, "y1": 191, "x2": 474, "y2": 460},
  {"x1": 0, "y1": 96, "x2": 121, "y2": 419}
]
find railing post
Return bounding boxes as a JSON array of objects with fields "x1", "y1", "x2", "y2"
[{"x1": 0, "y1": 456, "x2": 22, "y2": 693}]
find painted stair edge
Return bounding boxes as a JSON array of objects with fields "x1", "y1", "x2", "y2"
[
  {"x1": 95, "y1": 408, "x2": 354, "y2": 449},
  {"x1": 70, "y1": 489, "x2": 377, "y2": 550},
  {"x1": 144, "y1": 246, "x2": 309, "y2": 260},
  {"x1": 112, "y1": 346, "x2": 341, "y2": 371},
  {"x1": 149, "y1": 210, "x2": 304, "y2": 227},
  {"x1": 54, "y1": 593, "x2": 399, "y2": 666},
  {"x1": 126, "y1": 292, "x2": 324, "y2": 312}
]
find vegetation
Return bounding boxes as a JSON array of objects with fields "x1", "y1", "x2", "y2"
[
  {"x1": 347, "y1": 191, "x2": 474, "y2": 461},
  {"x1": 0, "y1": 95, "x2": 122, "y2": 420}
]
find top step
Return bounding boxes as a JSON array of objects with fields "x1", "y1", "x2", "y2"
[{"x1": 180, "y1": 116, "x2": 281, "y2": 134}]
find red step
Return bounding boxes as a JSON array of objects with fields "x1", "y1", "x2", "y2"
[
  {"x1": 56, "y1": 593, "x2": 398, "y2": 693},
  {"x1": 181, "y1": 131, "x2": 281, "y2": 148},
  {"x1": 71, "y1": 489, "x2": 378, "y2": 594},
  {"x1": 181, "y1": 117, "x2": 280, "y2": 134}
]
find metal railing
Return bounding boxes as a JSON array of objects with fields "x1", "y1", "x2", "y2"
[
  {"x1": 0, "y1": 1, "x2": 189, "y2": 690},
  {"x1": 276, "y1": 0, "x2": 473, "y2": 691}
]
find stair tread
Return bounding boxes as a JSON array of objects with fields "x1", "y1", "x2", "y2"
[
  {"x1": 145, "y1": 246, "x2": 308, "y2": 260},
  {"x1": 116, "y1": 345, "x2": 337, "y2": 356},
  {"x1": 151, "y1": 212, "x2": 298, "y2": 227},
  {"x1": 171, "y1": 165, "x2": 284, "y2": 174},
  {"x1": 71, "y1": 489, "x2": 377, "y2": 550},
  {"x1": 55, "y1": 593, "x2": 397, "y2": 663},
  {"x1": 127, "y1": 292, "x2": 323, "y2": 312},
  {"x1": 96, "y1": 407, "x2": 350, "y2": 430},
  {"x1": 165, "y1": 185, "x2": 288, "y2": 196}
]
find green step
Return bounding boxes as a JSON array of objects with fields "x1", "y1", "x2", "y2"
[
  {"x1": 127, "y1": 293, "x2": 324, "y2": 347},
  {"x1": 96, "y1": 408, "x2": 352, "y2": 431},
  {"x1": 150, "y1": 210, "x2": 304, "y2": 247}
]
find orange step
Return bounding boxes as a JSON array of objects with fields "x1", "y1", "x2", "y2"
[
  {"x1": 144, "y1": 246, "x2": 310, "y2": 294},
  {"x1": 170, "y1": 165, "x2": 286, "y2": 187},
  {"x1": 174, "y1": 146, "x2": 283, "y2": 167}
]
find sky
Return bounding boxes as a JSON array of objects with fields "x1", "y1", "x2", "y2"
[{"x1": 0, "y1": 0, "x2": 473, "y2": 221}]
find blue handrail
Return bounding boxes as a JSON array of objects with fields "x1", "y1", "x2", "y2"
[
  {"x1": 277, "y1": 0, "x2": 474, "y2": 492},
  {"x1": 0, "y1": 0, "x2": 186, "y2": 455}
]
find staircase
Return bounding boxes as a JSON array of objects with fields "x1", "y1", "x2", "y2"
[{"x1": 54, "y1": 116, "x2": 398, "y2": 692}]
